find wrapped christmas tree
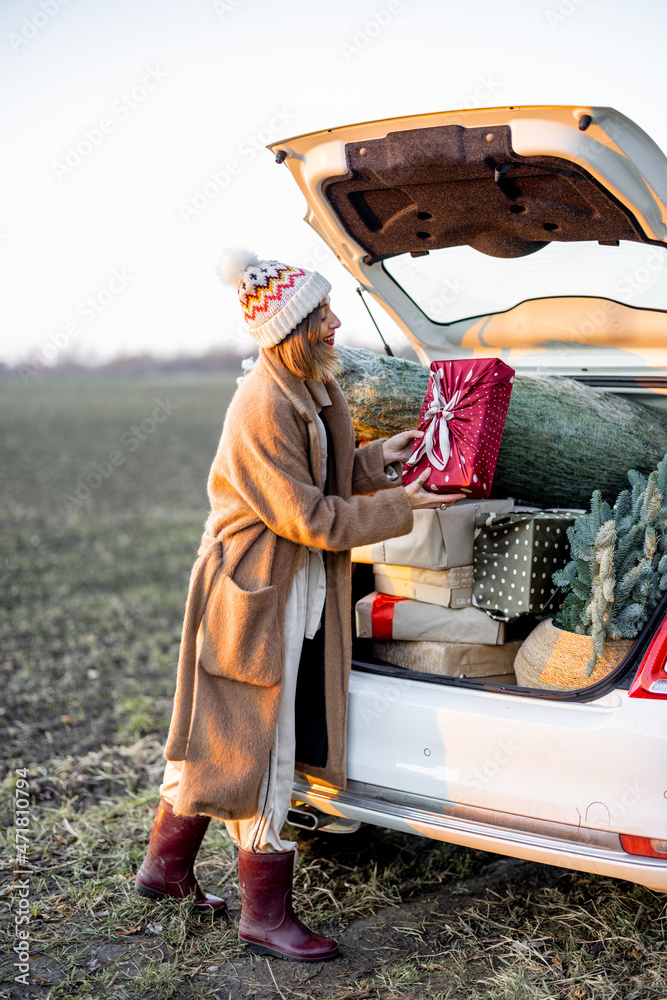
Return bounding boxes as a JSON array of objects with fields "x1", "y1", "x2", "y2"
[{"x1": 336, "y1": 346, "x2": 667, "y2": 509}]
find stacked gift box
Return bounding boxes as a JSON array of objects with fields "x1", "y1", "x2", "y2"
[
  {"x1": 353, "y1": 499, "x2": 522, "y2": 683},
  {"x1": 352, "y1": 357, "x2": 578, "y2": 684},
  {"x1": 373, "y1": 563, "x2": 474, "y2": 609},
  {"x1": 472, "y1": 509, "x2": 583, "y2": 621},
  {"x1": 353, "y1": 503, "x2": 581, "y2": 683}
]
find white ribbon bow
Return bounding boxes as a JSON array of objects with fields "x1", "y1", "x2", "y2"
[{"x1": 407, "y1": 371, "x2": 461, "y2": 472}]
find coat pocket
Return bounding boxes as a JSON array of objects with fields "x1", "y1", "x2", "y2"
[{"x1": 198, "y1": 571, "x2": 282, "y2": 686}]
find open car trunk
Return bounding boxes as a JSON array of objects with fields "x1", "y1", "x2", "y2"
[
  {"x1": 269, "y1": 106, "x2": 667, "y2": 699},
  {"x1": 350, "y1": 560, "x2": 667, "y2": 701}
]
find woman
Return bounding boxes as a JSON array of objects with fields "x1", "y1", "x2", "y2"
[{"x1": 134, "y1": 250, "x2": 464, "y2": 961}]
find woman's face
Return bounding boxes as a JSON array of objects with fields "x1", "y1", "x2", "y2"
[{"x1": 317, "y1": 299, "x2": 341, "y2": 347}]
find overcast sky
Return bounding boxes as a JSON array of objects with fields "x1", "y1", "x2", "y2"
[{"x1": 1, "y1": 0, "x2": 665, "y2": 367}]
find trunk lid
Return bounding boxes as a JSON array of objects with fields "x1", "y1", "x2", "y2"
[{"x1": 269, "y1": 106, "x2": 667, "y2": 387}]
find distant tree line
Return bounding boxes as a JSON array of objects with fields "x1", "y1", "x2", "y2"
[{"x1": 0, "y1": 349, "x2": 251, "y2": 383}]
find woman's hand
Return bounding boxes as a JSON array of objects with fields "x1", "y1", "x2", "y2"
[
  {"x1": 404, "y1": 468, "x2": 467, "y2": 510},
  {"x1": 382, "y1": 429, "x2": 424, "y2": 466}
]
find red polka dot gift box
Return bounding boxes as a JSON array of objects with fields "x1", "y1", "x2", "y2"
[
  {"x1": 472, "y1": 511, "x2": 582, "y2": 622},
  {"x1": 402, "y1": 358, "x2": 515, "y2": 498}
]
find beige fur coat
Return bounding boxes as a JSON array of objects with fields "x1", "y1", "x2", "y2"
[{"x1": 163, "y1": 348, "x2": 414, "y2": 821}]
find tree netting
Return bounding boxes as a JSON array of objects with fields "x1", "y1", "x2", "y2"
[{"x1": 336, "y1": 346, "x2": 667, "y2": 509}]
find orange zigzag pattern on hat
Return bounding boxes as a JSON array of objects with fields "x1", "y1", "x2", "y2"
[{"x1": 244, "y1": 267, "x2": 305, "y2": 321}]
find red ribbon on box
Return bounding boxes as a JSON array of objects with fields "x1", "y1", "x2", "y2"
[
  {"x1": 371, "y1": 593, "x2": 407, "y2": 640},
  {"x1": 402, "y1": 358, "x2": 514, "y2": 498}
]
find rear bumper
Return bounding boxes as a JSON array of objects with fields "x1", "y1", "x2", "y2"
[{"x1": 292, "y1": 777, "x2": 667, "y2": 893}]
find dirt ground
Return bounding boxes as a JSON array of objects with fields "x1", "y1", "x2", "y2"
[{"x1": 1, "y1": 378, "x2": 666, "y2": 1000}]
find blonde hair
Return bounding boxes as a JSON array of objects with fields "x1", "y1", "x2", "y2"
[{"x1": 268, "y1": 303, "x2": 340, "y2": 382}]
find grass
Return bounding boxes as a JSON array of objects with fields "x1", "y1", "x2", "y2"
[
  {"x1": 0, "y1": 379, "x2": 232, "y2": 772},
  {"x1": 1, "y1": 377, "x2": 666, "y2": 999}
]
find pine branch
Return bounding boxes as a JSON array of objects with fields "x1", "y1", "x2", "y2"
[
  {"x1": 553, "y1": 562, "x2": 577, "y2": 588},
  {"x1": 549, "y1": 451, "x2": 667, "y2": 649}
]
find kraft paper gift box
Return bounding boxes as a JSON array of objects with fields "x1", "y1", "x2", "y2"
[
  {"x1": 473, "y1": 510, "x2": 579, "y2": 621},
  {"x1": 402, "y1": 358, "x2": 515, "y2": 497},
  {"x1": 373, "y1": 564, "x2": 474, "y2": 588},
  {"x1": 351, "y1": 498, "x2": 514, "y2": 570},
  {"x1": 373, "y1": 563, "x2": 473, "y2": 609},
  {"x1": 371, "y1": 638, "x2": 522, "y2": 678},
  {"x1": 355, "y1": 591, "x2": 505, "y2": 645}
]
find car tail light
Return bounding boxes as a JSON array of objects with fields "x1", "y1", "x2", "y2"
[
  {"x1": 620, "y1": 835, "x2": 667, "y2": 858},
  {"x1": 628, "y1": 614, "x2": 667, "y2": 699}
]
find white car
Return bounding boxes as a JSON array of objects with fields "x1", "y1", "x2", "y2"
[{"x1": 270, "y1": 106, "x2": 667, "y2": 892}]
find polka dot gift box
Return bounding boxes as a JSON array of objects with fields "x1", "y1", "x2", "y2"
[
  {"x1": 402, "y1": 358, "x2": 515, "y2": 498},
  {"x1": 473, "y1": 511, "x2": 581, "y2": 622}
]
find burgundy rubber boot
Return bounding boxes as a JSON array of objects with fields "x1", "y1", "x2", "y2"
[
  {"x1": 135, "y1": 798, "x2": 227, "y2": 917},
  {"x1": 237, "y1": 846, "x2": 339, "y2": 961}
]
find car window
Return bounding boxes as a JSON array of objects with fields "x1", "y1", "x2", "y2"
[{"x1": 383, "y1": 241, "x2": 667, "y2": 325}]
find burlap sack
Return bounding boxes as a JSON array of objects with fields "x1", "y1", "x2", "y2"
[{"x1": 514, "y1": 618, "x2": 634, "y2": 690}]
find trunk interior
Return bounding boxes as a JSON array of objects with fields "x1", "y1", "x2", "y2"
[
  {"x1": 351, "y1": 553, "x2": 667, "y2": 701},
  {"x1": 269, "y1": 107, "x2": 667, "y2": 704},
  {"x1": 349, "y1": 379, "x2": 667, "y2": 704}
]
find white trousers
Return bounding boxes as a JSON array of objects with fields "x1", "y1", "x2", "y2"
[{"x1": 159, "y1": 548, "x2": 325, "y2": 854}]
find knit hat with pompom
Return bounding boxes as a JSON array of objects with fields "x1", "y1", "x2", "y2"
[{"x1": 218, "y1": 248, "x2": 331, "y2": 348}]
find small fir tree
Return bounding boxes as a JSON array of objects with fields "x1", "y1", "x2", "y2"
[{"x1": 553, "y1": 454, "x2": 667, "y2": 675}]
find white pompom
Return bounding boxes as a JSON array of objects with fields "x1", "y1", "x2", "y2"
[{"x1": 217, "y1": 247, "x2": 260, "y2": 288}]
